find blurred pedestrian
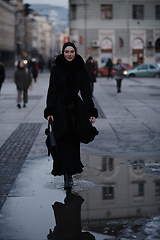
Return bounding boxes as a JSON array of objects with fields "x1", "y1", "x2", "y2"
[
  {"x1": 85, "y1": 56, "x2": 96, "y2": 96},
  {"x1": 14, "y1": 60, "x2": 32, "y2": 108},
  {"x1": 48, "y1": 55, "x2": 57, "y2": 73},
  {"x1": 105, "y1": 58, "x2": 113, "y2": 79},
  {"x1": 114, "y1": 59, "x2": 125, "y2": 93},
  {"x1": 31, "y1": 58, "x2": 39, "y2": 82},
  {"x1": 0, "y1": 60, "x2": 5, "y2": 93},
  {"x1": 38, "y1": 58, "x2": 45, "y2": 73},
  {"x1": 44, "y1": 42, "x2": 98, "y2": 190}
]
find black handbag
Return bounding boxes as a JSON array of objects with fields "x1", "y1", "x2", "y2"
[
  {"x1": 45, "y1": 118, "x2": 57, "y2": 156},
  {"x1": 48, "y1": 118, "x2": 56, "y2": 147}
]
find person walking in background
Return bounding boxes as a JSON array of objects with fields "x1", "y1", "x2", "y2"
[
  {"x1": 0, "y1": 60, "x2": 5, "y2": 93},
  {"x1": 44, "y1": 42, "x2": 98, "y2": 190},
  {"x1": 105, "y1": 58, "x2": 113, "y2": 79},
  {"x1": 14, "y1": 60, "x2": 32, "y2": 108},
  {"x1": 31, "y1": 58, "x2": 39, "y2": 82},
  {"x1": 114, "y1": 59, "x2": 125, "y2": 93},
  {"x1": 38, "y1": 58, "x2": 45, "y2": 73},
  {"x1": 85, "y1": 56, "x2": 96, "y2": 96}
]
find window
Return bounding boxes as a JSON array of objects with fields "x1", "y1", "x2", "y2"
[
  {"x1": 101, "y1": 156, "x2": 114, "y2": 172},
  {"x1": 132, "y1": 182, "x2": 145, "y2": 197},
  {"x1": 149, "y1": 65, "x2": 156, "y2": 69},
  {"x1": 133, "y1": 160, "x2": 144, "y2": 169},
  {"x1": 137, "y1": 64, "x2": 148, "y2": 70},
  {"x1": 70, "y1": 4, "x2": 76, "y2": 20},
  {"x1": 102, "y1": 186, "x2": 114, "y2": 200},
  {"x1": 156, "y1": 5, "x2": 160, "y2": 20},
  {"x1": 102, "y1": 156, "x2": 107, "y2": 171},
  {"x1": 133, "y1": 5, "x2": 144, "y2": 19},
  {"x1": 101, "y1": 5, "x2": 112, "y2": 19},
  {"x1": 155, "y1": 182, "x2": 160, "y2": 196},
  {"x1": 139, "y1": 183, "x2": 144, "y2": 196}
]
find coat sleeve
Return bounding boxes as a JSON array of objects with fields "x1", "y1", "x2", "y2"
[
  {"x1": 80, "y1": 68, "x2": 98, "y2": 118},
  {"x1": 44, "y1": 67, "x2": 57, "y2": 119},
  {"x1": 14, "y1": 71, "x2": 17, "y2": 85},
  {"x1": 27, "y1": 70, "x2": 32, "y2": 86}
]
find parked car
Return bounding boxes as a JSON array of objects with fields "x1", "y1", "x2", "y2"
[
  {"x1": 96, "y1": 63, "x2": 132, "y2": 77},
  {"x1": 123, "y1": 63, "x2": 160, "y2": 78}
]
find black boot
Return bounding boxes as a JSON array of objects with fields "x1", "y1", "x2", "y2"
[
  {"x1": 64, "y1": 174, "x2": 73, "y2": 189},
  {"x1": 68, "y1": 175, "x2": 73, "y2": 186}
]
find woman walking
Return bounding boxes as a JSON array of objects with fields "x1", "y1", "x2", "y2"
[
  {"x1": 85, "y1": 56, "x2": 96, "y2": 96},
  {"x1": 105, "y1": 58, "x2": 113, "y2": 79},
  {"x1": 114, "y1": 59, "x2": 125, "y2": 93},
  {"x1": 31, "y1": 58, "x2": 39, "y2": 82},
  {"x1": 14, "y1": 60, "x2": 32, "y2": 108},
  {"x1": 44, "y1": 42, "x2": 98, "y2": 189}
]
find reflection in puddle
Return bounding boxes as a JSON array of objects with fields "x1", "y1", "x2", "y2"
[
  {"x1": 48, "y1": 154, "x2": 160, "y2": 239},
  {"x1": 47, "y1": 191, "x2": 95, "y2": 240}
]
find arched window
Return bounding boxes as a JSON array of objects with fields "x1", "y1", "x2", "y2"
[
  {"x1": 101, "y1": 38, "x2": 112, "y2": 49},
  {"x1": 100, "y1": 38, "x2": 112, "y2": 67},
  {"x1": 155, "y1": 38, "x2": 160, "y2": 63},
  {"x1": 132, "y1": 38, "x2": 143, "y2": 49},
  {"x1": 132, "y1": 38, "x2": 144, "y2": 67},
  {"x1": 155, "y1": 38, "x2": 160, "y2": 52}
]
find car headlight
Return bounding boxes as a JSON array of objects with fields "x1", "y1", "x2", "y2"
[{"x1": 123, "y1": 71, "x2": 127, "y2": 75}]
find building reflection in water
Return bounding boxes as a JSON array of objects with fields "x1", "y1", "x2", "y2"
[
  {"x1": 80, "y1": 154, "x2": 160, "y2": 228},
  {"x1": 48, "y1": 154, "x2": 160, "y2": 238}
]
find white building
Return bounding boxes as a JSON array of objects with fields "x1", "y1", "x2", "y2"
[
  {"x1": 69, "y1": 0, "x2": 160, "y2": 67},
  {"x1": 80, "y1": 154, "x2": 160, "y2": 224}
]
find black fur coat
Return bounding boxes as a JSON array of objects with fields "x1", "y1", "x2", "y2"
[
  {"x1": 44, "y1": 54, "x2": 98, "y2": 176},
  {"x1": 44, "y1": 54, "x2": 98, "y2": 140}
]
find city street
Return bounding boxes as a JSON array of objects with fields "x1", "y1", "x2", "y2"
[{"x1": 0, "y1": 69, "x2": 160, "y2": 239}]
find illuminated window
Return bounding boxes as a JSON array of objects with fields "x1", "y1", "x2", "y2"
[{"x1": 101, "y1": 5, "x2": 112, "y2": 19}]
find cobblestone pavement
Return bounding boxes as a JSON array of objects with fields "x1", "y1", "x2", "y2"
[{"x1": 0, "y1": 123, "x2": 42, "y2": 210}]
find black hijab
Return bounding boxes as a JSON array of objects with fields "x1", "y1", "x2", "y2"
[
  {"x1": 55, "y1": 42, "x2": 84, "y2": 72},
  {"x1": 62, "y1": 42, "x2": 77, "y2": 55}
]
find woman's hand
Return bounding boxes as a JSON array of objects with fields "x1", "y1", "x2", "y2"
[
  {"x1": 47, "y1": 115, "x2": 54, "y2": 122},
  {"x1": 90, "y1": 116, "x2": 96, "y2": 124}
]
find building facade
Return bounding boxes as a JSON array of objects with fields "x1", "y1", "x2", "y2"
[
  {"x1": 0, "y1": 0, "x2": 55, "y2": 65},
  {"x1": 0, "y1": 0, "x2": 15, "y2": 65},
  {"x1": 69, "y1": 0, "x2": 160, "y2": 67},
  {"x1": 79, "y1": 154, "x2": 160, "y2": 228}
]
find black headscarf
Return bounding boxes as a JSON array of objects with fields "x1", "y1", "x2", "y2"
[{"x1": 62, "y1": 42, "x2": 77, "y2": 55}]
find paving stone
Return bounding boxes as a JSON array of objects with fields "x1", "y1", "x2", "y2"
[{"x1": 0, "y1": 123, "x2": 42, "y2": 210}]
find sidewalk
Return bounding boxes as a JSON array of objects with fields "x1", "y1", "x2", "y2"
[{"x1": 0, "y1": 70, "x2": 160, "y2": 239}]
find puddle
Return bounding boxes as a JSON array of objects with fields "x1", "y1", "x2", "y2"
[{"x1": 0, "y1": 154, "x2": 160, "y2": 240}]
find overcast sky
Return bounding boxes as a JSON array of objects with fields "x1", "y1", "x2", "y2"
[{"x1": 23, "y1": 0, "x2": 68, "y2": 8}]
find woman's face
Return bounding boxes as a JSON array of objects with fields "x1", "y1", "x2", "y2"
[
  {"x1": 19, "y1": 61, "x2": 24, "y2": 68},
  {"x1": 64, "y1": 46, "x2": 75, "y2": 61}
]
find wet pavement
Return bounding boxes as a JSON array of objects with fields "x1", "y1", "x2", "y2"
[{"x1": 0, "y1": 70, "x2": 160, "y2": 239}]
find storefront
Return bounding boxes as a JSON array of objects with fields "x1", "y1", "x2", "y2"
[
  {"x1": 100, "y1": 38, "x2": 113, "y2": 67},
  {"x1": 132, "y1": 38, "x2": 144, "y2": 67}
]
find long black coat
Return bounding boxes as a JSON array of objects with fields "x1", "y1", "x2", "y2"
[
  {"x1": 14, "y1": 68, "x2": 32, "y2": 90},
  {"x1": 44, "y1": 54, "x2": 98, "y2": 176}
]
